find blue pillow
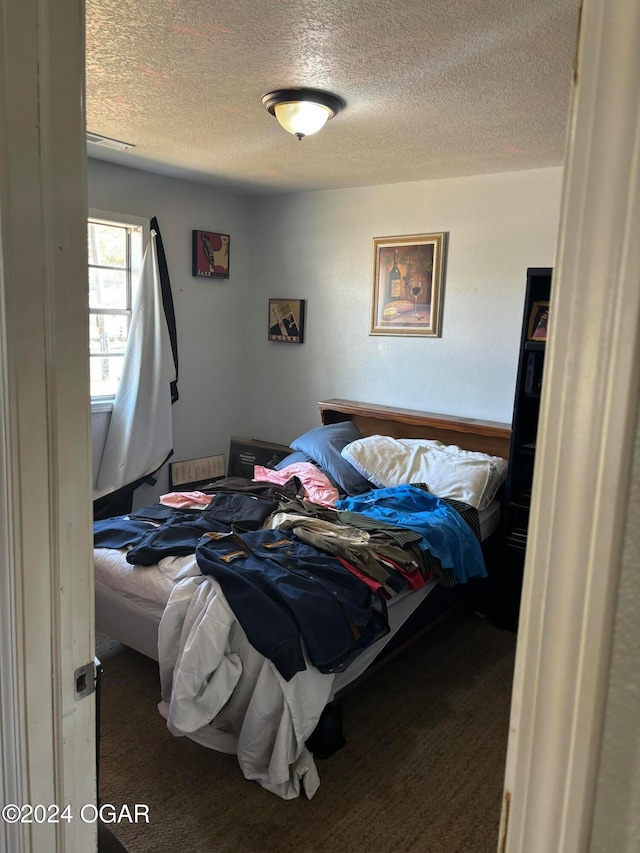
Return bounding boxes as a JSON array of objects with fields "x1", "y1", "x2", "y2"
[
  {"x1": 290, "y1": 422, "x2": 373, "y2": 495},
  {"x1": 274, "y1": 450, "x2": 314, "y2": 470}
]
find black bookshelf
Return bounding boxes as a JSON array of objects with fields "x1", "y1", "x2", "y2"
[{"x1": 498, "y1": 268, "x2": 552, "y2": 630}]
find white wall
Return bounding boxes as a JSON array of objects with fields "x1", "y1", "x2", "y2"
[
  {"x1": 88, "y1": 159, "x2": 251, "y2": 504},
  {"x1": 245, "y1": 167, "x2": 563, "y2": 445},
  {"x1": 88, "y1": 161, "x2": 563, "y2": 501}
]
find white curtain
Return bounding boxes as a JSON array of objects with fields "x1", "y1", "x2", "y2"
[{"x1": 94, "y1": 229, "x2": 176, "y2": 499}]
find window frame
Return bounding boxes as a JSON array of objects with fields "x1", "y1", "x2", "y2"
[{"x1": 88, "y1": 209, "x2": 149, "y2": 411}]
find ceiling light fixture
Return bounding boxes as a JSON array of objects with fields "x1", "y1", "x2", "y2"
[{"x1": 261, "y1": 88, "x2": 345, "y2": 141}]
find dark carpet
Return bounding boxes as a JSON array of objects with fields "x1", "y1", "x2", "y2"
[{"x1": 96, "y1": 611, "x2": 516, "y2": 853}]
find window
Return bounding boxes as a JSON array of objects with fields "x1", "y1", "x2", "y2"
[{"x1": 88, "y1": 211, "x2": 146, "y2": 406}]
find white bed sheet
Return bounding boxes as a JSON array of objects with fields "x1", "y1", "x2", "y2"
[
  {"x1": 155, "y1": 566, "x2": 333, "y2": 799},
  {"x1": 94, "y1": 547, "x2": 192, "y2": 616}
]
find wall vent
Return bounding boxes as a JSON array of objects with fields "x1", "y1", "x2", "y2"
[{"x1": 86, "y1": 132, "x2": 135, "y2": 150}]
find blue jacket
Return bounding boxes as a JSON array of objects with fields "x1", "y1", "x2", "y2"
[
  {"x1": 336, "y1": 485, "x2": 486, "y2": 584},
  {"x1": 196, "y1": 529, "x2": 388, "y2": 680},
  {"x1": 94, "y1": 514, "x2": 389, "y2": 681}
]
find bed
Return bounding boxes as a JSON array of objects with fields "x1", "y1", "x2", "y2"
[{"x1": 94, "y1": 398, "x2": 511, "y2": 799}]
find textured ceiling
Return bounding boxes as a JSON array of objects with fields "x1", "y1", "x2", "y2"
[{"x1": 85, "y1": 0, "x2": 579, "y2": 195}]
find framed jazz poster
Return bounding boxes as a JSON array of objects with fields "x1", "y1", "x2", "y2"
[{"x1": 192, "y1": 230, "x2": 230, "y2": 279}]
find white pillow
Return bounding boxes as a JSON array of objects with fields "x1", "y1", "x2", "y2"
[{"x1": 341, "y1": 435, "x2": 507, "y2": 511}]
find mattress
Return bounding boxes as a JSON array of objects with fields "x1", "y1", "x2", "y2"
[
  {"x1": 478, "y1": 497, "x2": 501, "y2": 540},
  {"x1": 94, "y1": 548, "x2": 190, "y2": 619},
  {"x1": 95, "y1": 550, "x2": 437, "y2": 672},
  {"x1": 94, "y1": 498, "x2": 500, "y2": 666}
]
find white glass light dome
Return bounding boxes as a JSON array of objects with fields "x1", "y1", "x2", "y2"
[
  {"x1": 273, "y1": 101, "x2": 333, "y2": 138},
  {"x1": 262, "y1": 89, "x2": 345, "y2": 140}
]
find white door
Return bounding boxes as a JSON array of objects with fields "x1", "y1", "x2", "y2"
[{"x1": 0, "y1": 0, "x2": 96, "y2": 850}]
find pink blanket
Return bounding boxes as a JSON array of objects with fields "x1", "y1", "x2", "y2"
[{"x1": 253, "y1": 462, "x2": 339, "y2": 507}]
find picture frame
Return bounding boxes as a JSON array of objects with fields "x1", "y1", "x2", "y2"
[
  {"x1": 370, "y1": 232, "x2": 446, "y2": 336},
  {"x1": 169, "y1": 454, "x2": 225, "y2": 490},
  {"x1": 192, "y1": 229, "x2": 230, "y2": 278},
  {"x1": 527, "y1": 301, "x2": 550, "y2": 341},
  {"x1": 268, "y1": 298, "x2": 306, "y2": 344}
]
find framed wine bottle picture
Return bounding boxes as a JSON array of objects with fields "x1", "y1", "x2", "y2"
[{"x1": 370, "y1": 232, "x2": 446, "y2": 337}]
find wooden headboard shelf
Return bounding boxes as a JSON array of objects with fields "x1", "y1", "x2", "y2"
[{"x1": 319, "y1": 398, "x2": 511, "y2": 460}]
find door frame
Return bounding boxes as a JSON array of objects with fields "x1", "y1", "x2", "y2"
[
  {"x1": 501, "y1": 0, "x2": 640, "y2": 849},
  {"x1": 2, "y1": 0, "x2": 640, "y2": 851},
  {"x1": 0, "y1": 0, "x2": 96, "y2": 849}
]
